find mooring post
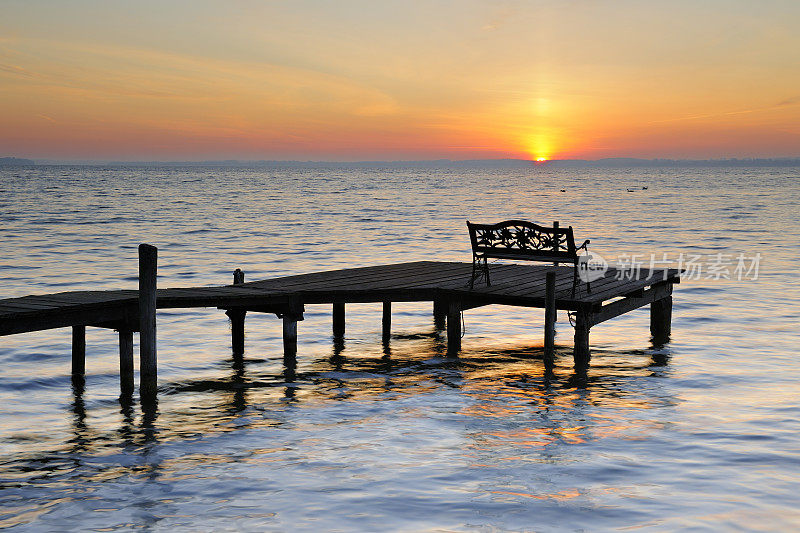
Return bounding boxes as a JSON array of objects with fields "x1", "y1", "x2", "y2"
[
  {"x1": 138, "y1": 243, "x2": 158, "y2": 401},
  {"x1": 226, "y1": 269, "x2": 246, "y2": 355},
  {"x1": 382, "y1": 301, "x2": 391, "y2": 343},
  {"x1": 433, "y1": 299, "x2": 447, "y2": 330},
  {"x1": 650, "y1": 294, "x2": 673, "y2": 343},
  {"x1": 544, "y1": 271, "x2": 556, "y2": 370},
  {"x1": 71, "y1": 325, "x2": 86, "y2": 376},
  {"x1": 573, "y1": 305, "x2": 591, "y2": 368},
  {"x1": 332, "y1": 302, "x2": 345, "y2": 337},
  {"x1": 119, "y1": 329, "x2": 134, "y2": 396},
  {"x1": 446, "y1": 299, "x2": 462, "y2": 355}
]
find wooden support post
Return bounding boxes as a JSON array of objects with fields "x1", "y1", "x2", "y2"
[
  {"x1": 332, "y1": 302, "x2": 345, "y2": 337},
  {"x1": 382, "y1": 301, "x2": 391, "y2": 342},
  {"x1": 283, "y1": 299, "x2": 303, "y2": 362},
  {"x1": 119, "y1": 329, "x2": 134, "y2": 395},
  {"x1": 283, "y1": 314, "x2": 298, "y2": 359},
  {"x1": 230, "y1": 311, "x2": 245, "y2": 355},
  {"x1": 433, "y1": 299, "x2": 447, "y2": 330},
  {"x1": 650, "y1": 295, "x2": 673, "y2": 342},
  {"x1": 71, "y1": 325, "x2": 85, "y2": 375},
  {"x1": 446, "y1": 300, "x2": 461, "y2": 355},
  {"x1": 573, "y1": 306, "x2": 591, "y2": 368},
  {"x1": 227, "y1": 269, "x2": 246, "y2": 355},
  {"x1": 138, "y1": 243, "x2": 158, "y2": 401},
  {"x1": 544, "y1": 271, "x2": 556, "y2": 370}
]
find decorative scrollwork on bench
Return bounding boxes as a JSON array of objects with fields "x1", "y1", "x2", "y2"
[
  {"x1": 473, "y1": 224, "x2": 570, "y2": 254},
  {"x1": 467, "y1": 219, "x2": 591, "y2": 295}
]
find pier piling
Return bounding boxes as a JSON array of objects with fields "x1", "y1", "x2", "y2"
[
  {"x1": 332, "y1": 302, "x2": 345, "y2": 337},
  {"x1": 282, "y1": 299, "x2": 304, "y2": 362},
  {"x1": 226, "y1": 269, "x2": 246, "y2": 355},
  {"x1": 138, "y1": 244, "x2": 158, "y2": 401},
  {"x1": 283, "y1": 315, "x2": 297, "y2": 358},
  {"x1": 573, "y1": 306, "x2": 591, "y2": 368},
  {"x1": 544, "y1": 271, "x2": 556, "y2": 370},
  {"x1": 119, "y1": 329, "x2": 134, "y2": 395},
  {"x1": 650, "y1": 295, "x2": 673, "y2": 342},
  {"x1": 71, "y1": 325, "x2": 85, "y2": 376},
  {"x1": 382, "y1": 301, "x2": 391, "y2": 342},
  {"x1": 446, "y1": 300, "x2": 461, "y2": 354},
  {"x1": 433, "y1": 299, "x2": 446, "y2": 329}
]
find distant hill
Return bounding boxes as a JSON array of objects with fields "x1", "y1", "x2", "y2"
[
  {"x1": 542, "y1": 157, "x2": 800, "y2": 168},
  {"x1": 0, "y1": 157, "x2": 35, "y2": 166},
  {"x1": 28, "y1": 157, "x2": 800, "y2": 167}
]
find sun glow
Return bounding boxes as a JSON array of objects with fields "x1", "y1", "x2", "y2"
[{"x1": 525, "y1": 133, "x2": 554, "y2": 162}]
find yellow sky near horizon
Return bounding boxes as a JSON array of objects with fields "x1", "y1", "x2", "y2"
[{"x1": 1, "y1": 0, "x2": 799, "y2": 161}]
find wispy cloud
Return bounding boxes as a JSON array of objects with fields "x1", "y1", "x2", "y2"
[
  {"x1": 650, "y1": 98, "x2": 800, "y2": 124},
  {"x1": 0, "y1": 62, "x2": 36, "y2": 78}
]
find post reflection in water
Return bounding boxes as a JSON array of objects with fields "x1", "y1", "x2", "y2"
[
  {"x1": 228, "y1": 354, "x2": 248, "y2": 413},
  {"x1": 69, "y1": 375, "x2": 88, "y2": 453},
  {"x1": 17, "y1": 319, "x2": 679, "y2": 531}
]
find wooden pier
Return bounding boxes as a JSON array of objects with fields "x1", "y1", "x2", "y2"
[{"x1": 0, "y1": 245, "x2": 680, "y2": 400}]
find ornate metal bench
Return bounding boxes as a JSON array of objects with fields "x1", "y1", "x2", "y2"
[{"x1": 466, "y1": 220, "x2": 591, "y2": 294}]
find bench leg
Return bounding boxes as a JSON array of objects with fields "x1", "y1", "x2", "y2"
[
  {"x1": 470, "y1": 255, "x2": 490, "y2": 288},
  {"x1": 469, "y1": 262, "x2": 476, "y2": 289}
]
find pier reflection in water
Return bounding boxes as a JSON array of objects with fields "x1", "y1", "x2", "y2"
[{"x1": 0, "y1": 314, "x2": 677, "y2": 529}]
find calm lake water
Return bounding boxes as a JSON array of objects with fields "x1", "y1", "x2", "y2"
[{"x1": 0, "y1": 164, "x2": 799, "y2": 531}]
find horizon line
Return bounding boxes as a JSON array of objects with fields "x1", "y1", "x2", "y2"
[{"x1": 5, "y1": 155, "x2": 800, "y2": 166}]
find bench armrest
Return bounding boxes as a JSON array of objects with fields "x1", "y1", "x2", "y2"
[{"x1": 578, "y1": 239, "x2": 590, "y2": 251}]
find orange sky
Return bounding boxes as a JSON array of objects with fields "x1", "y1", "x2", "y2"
[{"x1": 2, "y1": 1, "x2": 799, "y2": 161}]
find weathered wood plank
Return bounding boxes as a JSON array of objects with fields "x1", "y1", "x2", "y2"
[
  {"x1": 247, "y1": 261, "x2": 438, "y2": 290},
  {"x1": 279, "y1": 262, "x2": 469, "y2": 293},
  {"x1": 580, "y1": 270, "x2": 680, "y2": 304},
  {"x1": 590, "y1": 283, "x2": 674, "y2": 326},
  {"x1": 0, "y1": 305, "x2": 133, "y2": 336}
]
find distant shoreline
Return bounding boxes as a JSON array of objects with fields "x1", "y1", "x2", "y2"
[{"x1": 4, "y1": 157, "x2": 800, "y2": 168}]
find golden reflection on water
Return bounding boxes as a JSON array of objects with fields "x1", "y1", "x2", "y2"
[{"x1": 491, "y1": 488, "x2": 582, "y2": 501}]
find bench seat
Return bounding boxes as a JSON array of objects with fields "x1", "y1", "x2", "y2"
[{"x1": 467, "y1": 219, "x2": 590, "y2": 294}]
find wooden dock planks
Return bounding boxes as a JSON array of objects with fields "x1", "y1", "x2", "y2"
[{"x1": 0, "y1": 261, "x2": 680, "y2": 336}]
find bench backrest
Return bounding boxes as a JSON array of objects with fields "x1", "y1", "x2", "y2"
[{"x1": 467, "y1": 220, "x2": 577, "y2": 263}]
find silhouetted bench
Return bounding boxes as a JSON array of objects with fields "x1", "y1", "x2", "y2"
[{"x1": 467, "y1": 220, "x2": 590, "y2": 293}]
